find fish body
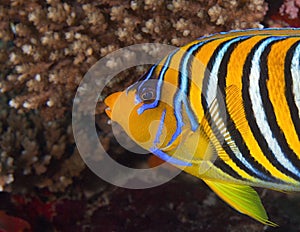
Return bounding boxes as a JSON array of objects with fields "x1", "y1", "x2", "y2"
[{"x1": 104, "y1": 28, "x2": 300, "y2": 225}]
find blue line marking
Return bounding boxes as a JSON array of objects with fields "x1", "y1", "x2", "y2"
[
  {"x1": 183, "y1": 98, "x2": 199, "y2": 131},
  {"x1": 168, "y1": 41, "x2": 210, "y2": 146},
  {"x1": 150, "y1": 147, "x2": 192, "y2": 166},
  {"x1": 168, "y1": 92, "x2": 185, "y2": 146},
  {"x1": 135, "y1": 65, "x2": 157, "y2": 103},
  {"x1": 137, "y1": 49, "x2": 179, "y2": 115},
  {"x1": 150, "y1": 109, "x2": 191, "y2": 166},
  {"x1": 153, "y1": 109, "x2": 166, "y2": 145}
]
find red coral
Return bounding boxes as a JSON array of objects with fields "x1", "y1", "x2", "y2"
[
  {"x1": 266, "y1": 0, "x2": 300, "y2": 27},
  {"x1": 280, "y1": 0, "x2": 300, "y2": 19},
  {"x1": 0, "y1": 210, "x2": 30, "y2": 232},
  {"x1": 9, "y1": 194, "x2": 87, "y2": 231},
  {"x1": 11, "y1": 195, "x2": 55, "y2": 231}
]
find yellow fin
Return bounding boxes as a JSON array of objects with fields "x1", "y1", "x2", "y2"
[
  {"x1": 200, "y1": 85, "x2": 249, "y2": 162},
  {"x1": 203, "y1": 180, "x2": 278, "y2": 226},
  {"x1": 200, "y1": 98, "x2": 229, "y2": 162},
  {"x1": 225, "y1": 85, "x2": 248, "y2": 135}
]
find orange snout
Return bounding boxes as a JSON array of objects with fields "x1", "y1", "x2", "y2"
[{"x1": 104, "y1": 92, "x2": 122, "y2": 119}]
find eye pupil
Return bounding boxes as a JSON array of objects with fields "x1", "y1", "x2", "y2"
[
  {"x1": 139, "y1": 87, "x2": 156, "y2": 101},
  {"x1": 142, "y1": 91, "x2": 154, "y2": 100}
]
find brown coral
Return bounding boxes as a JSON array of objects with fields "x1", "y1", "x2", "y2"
[
  {"x1": 0, "y1": 0, "x2": 267, "y2": 193},
  {"x1": 5, "y1": 0, "x2": 300, "y2": 231}
]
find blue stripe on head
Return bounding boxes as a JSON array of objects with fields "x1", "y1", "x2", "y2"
[
  {"x1": 137, "y1": 49, "x2": 179, "y2": 115},
  {"x1": 137, "y1": 65, "x2": 156, "y2": 94},
  {"x1": 149, "y1": 108, "x2": 191, "y2": 167},
  {"x1": 127, "y1": 64, "x2": 157, "y2": 95},
  {"x1": 167, "y1": 92, "x2": 185, "y2": 146},
  {"x1": 150, "y1": 147, "x2": 192, "y2": 166},
  {"x1": 167, "y1": 41, "x2": 211, "y2": 146},
  {"x1": 134, "y1": 65, "x2": 157, "y2": 103},
  {"x1": 180, "y1": 41, "x2": 207, "y2": 94},
  {"x1": 183, "y1": 98, "x2": 199, "y2": 131},
  {"x1": 153, "y1": 109, "x2": 166, "y2": 146}
]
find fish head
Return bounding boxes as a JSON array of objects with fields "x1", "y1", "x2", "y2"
[{"x1": 104, "y1": 75, "x2": 179, "y2": 151}]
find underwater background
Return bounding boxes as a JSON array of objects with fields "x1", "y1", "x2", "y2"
[{"x1": 1, "y1": 0, "x2": 300, "y2": 231}]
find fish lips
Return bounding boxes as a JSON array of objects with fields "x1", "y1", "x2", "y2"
[{"x1": 104, "y1": 92, "x2": 122, "y2": 119}]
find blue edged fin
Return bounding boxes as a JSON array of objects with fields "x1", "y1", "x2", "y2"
[{"x1": 203, "y1": 180, "x2": 278, "y2": 226}]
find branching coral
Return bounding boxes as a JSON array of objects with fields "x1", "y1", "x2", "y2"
[
  {"x1": 0, "y1": 0, "x2": 267, "y2": 193},
  {"x1": 280, "y1": 0, "x2": 300, "y2": 19}
]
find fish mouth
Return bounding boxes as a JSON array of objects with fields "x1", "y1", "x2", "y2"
[
  {"x1": 104, "y1": 92, "x2": 122, "y2": 119},
  {"x1": 104, "y1": 106, "x2": 112, "y2": 118}
]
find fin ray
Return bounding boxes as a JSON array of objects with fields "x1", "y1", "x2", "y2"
[{"x1": 203, "y1": 180, "x2": 278, "y2": 226}]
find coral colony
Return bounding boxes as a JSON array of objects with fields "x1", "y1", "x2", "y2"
[{"x1": 0, "y1": 0, "x2": 268, "y2": 193}]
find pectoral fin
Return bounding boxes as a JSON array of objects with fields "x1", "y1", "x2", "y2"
[{"x1": 203, "y1": 180, "x2": 277, "y2": 226}]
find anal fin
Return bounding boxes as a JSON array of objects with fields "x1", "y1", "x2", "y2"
[{"x1": 203, "y1": 180, "x2": 278, "y2": 226}]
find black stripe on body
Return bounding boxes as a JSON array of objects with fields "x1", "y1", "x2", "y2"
[
  {"x1": 242, "y1": 37, "x2": 300, "y2": 181},
  {"x1": 176, "y1": 41, "x2": 214, "y2": 131},
  {"x1": 201, "y1": 37, "x2": 260, "y2": 181},
  {"x1": 216, "y1": 37, "x2": 280, "y2": 183},
  {"x1": 259, "y1": 38, "x2": 300, "y2": 177},
  {"x1": 205, "y1": 113, "x2": 245, "y2": 180},
  {"x1": 179, "y1": 39, "x2": 243, "y2": 180},
  {"x1": 284, "y1": 41, "x2": 300, "y2": 141}
]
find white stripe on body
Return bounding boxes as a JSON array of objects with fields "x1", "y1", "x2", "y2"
[
  {"x1": 249, "y1": 37, "x2": 300, "y2": 178},
  {"x1": 291, "y1": 43, "x2": 300, "y2": 121}
]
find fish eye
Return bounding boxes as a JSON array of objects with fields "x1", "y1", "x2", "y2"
[{"x1": 139, "y1": 87, "x2": 156, "y2": 101}]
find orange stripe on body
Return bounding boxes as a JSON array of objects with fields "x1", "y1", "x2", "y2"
[
  {"x1": 190, "y1": 37, "x2": 233, "y2": 121},
  {"x1": 190, "y1": 37, "x2": 259, "y2": 181},
  {"x1": 226, "y1": 36, "x2": 298, "y2": 184},
  {"x1": 267, "y1": 38, "x2": 300, "y2": 159}
]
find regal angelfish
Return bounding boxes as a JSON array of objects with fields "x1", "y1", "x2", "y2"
[{"x1": 104, "y1": 28, "x2": 300, "y2": 225}]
